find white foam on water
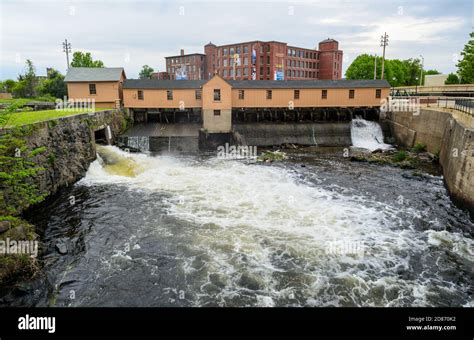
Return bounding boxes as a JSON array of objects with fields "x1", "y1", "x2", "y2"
[
  {"x1": 79, "y1": 146, "x2": 472, "y2": 306},
  {"x1": 351, "y1": 117, "x2": 393, "y2": 152}
]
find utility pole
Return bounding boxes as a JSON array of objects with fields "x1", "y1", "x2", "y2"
[
  {"x1": 374, "y1": 54, "x2": 377, "y2": 79},
  {"x1": 62, "y1": 39, "x2": 72, "y2": 69},
  {"x1": 419, "y1": 55, "x2": 424, "y2": 86},
  {"x1": 380, "y1": 32, "x2": 389, "y2": 79}
]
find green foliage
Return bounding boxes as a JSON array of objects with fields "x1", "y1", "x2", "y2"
[
  {"x1": 257, "y1": 150, "x2": 287, "y2": 162},
  {"x1": 28, "y1": 146, "x2": 47, "y2": 157},
  {"x1": 412, "y1": 143, "x2": 427, "y2": 153},
  {"x1": 445, "y1": 73, "x2": 460, "y2": 84},
  {"x1": 0, "y1": 216, "x2": 38, "y2": 286},
  {"x1": 457, "y1": 32, "x2": 474, "y2": 84},
  {"x1": 0, "y1": 79, "x2": 16, "y2": 93},
  {"x1": 393, "y1": 151, "x2": 408, "y2": 162},
  {"x1": 345, "y1": 54, "x2": 434, "y2": 87},
  {"x1": 70, "y1": 51, "x2": 105, "y2": 68},
  {"x1": 37, "y1": 68, "x2": 67, "y2": 99},
  {"x1": 47, "y1": 153, "x2": 56, "y2": 166},
  {"x1": 0, "y1": 130, "x2": 47, "y2": 216},
  {"x1": 139, "y1": 65, "x2": 155, "y2": 79},
  {"x1": 12, "y1": 59, "x2": 37, "y2": 98}
]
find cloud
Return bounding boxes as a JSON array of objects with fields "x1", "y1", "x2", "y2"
[{"x1": 0, "y1": 0, "x2": 471, "y2": 79}]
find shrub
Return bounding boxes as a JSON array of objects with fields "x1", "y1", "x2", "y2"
[
  {"x1": 393, "y1": 151, "x2": 408, "y2": 162},
  {"x1": 412, "y1": 143, "x2": 427, "y2": 153}
]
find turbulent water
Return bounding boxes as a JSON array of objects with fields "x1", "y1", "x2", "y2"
[
  {"x1": 351, "y1": 118, "x2": 393, "y2": 151},
  {"x1": 4, "y1": 145, "x2": 474, "y2": 307}
]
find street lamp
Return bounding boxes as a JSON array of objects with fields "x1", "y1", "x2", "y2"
[
  {"x1": 419, "y1": 55, "x2": 424, "y2": 86},
  {"x1": 415, "y1": 77, "x2": 419, "y2": 94}
]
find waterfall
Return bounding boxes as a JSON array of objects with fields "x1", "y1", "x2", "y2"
[
  {"x1": 350, "y1": 117, "x2": 392, "y2": 151},
  {"x1": 126, "y1": 136, "x2": 150, "y2": 152}
]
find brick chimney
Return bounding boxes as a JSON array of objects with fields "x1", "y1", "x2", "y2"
[{"x1": 180, "y1": 49, "x2": 184, "y2": 56}]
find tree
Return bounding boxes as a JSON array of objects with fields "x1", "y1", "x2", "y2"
[
  {"x1": 345, "y1": 54, "x2": 430, "y2": 87},
  {"x1": 70, "y1": 52, "x2": 105, "y2": 68},
  {"x1": 403, "y1": 58, "x2": 423, "y2": 86},
  {"x1": 37, "y1": 68, "x2": 67, "y2": 99},
  {"x1": 12, "y1": 59, "x2": 37, "y2": 98},
  {"x1": 445, "y1": 73, "x2": 460, "y2": 84},
  {"x1": 457, "y1": 31, "x2": 473, "y2": 84},
  {"x1": 139, "y1": 65, "x2": 154, "y2": 79},
  {"x1": 0, "y1": 80, "x2": 16, "y2": 93}
]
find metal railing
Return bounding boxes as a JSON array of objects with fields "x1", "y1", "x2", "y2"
[{"x1": 388, "y1": 96, "x2": 474, "y2": 116}]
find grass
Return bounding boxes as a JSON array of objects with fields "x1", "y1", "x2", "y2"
[
  {"x1": 2, "y1": 107, "x2": 112, "y2": 127},
  {"x1": 0, "y1": 96, "x2": 56, "y2": 104}
]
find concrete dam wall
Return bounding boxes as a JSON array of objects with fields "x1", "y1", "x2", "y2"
[
  {"x1": 383, "y1": 108, "x2": 474, "y2": 215},
  {"x1": 233, "y1": 122, "x2": 352, "y2": 147}
]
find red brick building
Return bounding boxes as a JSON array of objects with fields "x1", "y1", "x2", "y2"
[
  {"x1": 166, "y1": 39, "x2": 343, "y2": 81},
  {"x1": 165, "y1": 49, "x2": 206, "y2": 80},
  {"x1": 151, "y1": 71, "x2": 170, "y2": 80}
]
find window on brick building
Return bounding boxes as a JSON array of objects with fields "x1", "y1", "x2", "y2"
[
  {"x1": 244, "y1": 46, "x2": 248, "y2": 54},
  {"x1": 223, "y1": 59, "x2": 228, "y2": 67},
  {"x1": 230, "y1": 47, "x2": 234, "y2": 55},
  {"x1": 349, "y1": 89, "x2": 355, "y2": 99},
  {"x1": 223, "y1": 48, "x2": 228, "y2": 55},
  {"x1": 89, "y1": 84, "x2": 96, "y2": 95},
  {"x1": 195, "y1": 89, "x2": 201, "y2": 100},
  {"x1": 238, "y1": 90, "x2": 245, "y2": 100},
  {"x1": 243, "y1": 67, "x2": 249, "y2": 76},
  {"x1": 167, "y1": 90, "x2": 173, "y2": 100},
  {"x1": 266, "y1": 90, "x2": 272, "y2": 99},
  {"x1": 266, "y1": 45, "x2": 270, "y2": 52},
  {"x1": 214, "y1": 89, "x2": 221, "y2": 101},
  {"x1": 267, "y1": 67, "x2": 270, "y2": 75},
  {"x1": 267, "y1": 56, "x2": 270, "y2": 64},
  {"x1": 260, "y1": 56, "x2": 263, "y2": 64},
  {"x1": 214, "y1": 110, "x2": 221, "y2": 116},
  {"x1": 376, "y1": 89, "x2": 382, "y2": 98},
  {"x1": 322, "y1": 89, "x2": 328, "y2": 99},
  {"x1": 137, "y1": 90, "x2": 144, "y2": 100},
  {"x1": 223, "y1": 69, "x2": 227, "y2": 77},
  {"x1": 294, "y1": 90, "x2": 300, "y2": 99},
  {"x1": 260, "y1": 66, "x2": 264, "y2": 75},
  {"x1": 244, "y1": 57, "x2": 248, "y2": 65}
]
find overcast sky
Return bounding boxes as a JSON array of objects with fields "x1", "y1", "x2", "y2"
[{"x1": 0, "y1": 0, "x2": 472, "y2": 79}]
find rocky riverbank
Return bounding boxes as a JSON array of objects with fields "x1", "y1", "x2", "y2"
[{"x1": 0, "y1": 109, "x2": 129, "y2": 289}]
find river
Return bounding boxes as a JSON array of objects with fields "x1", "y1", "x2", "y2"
[{"x1": 3, "y1": 142, "x2": 473, "y2": 307}]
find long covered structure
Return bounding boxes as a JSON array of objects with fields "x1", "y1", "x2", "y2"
[{"x1": 122, "y1": 75, "x2": 391, "y2": 133}]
